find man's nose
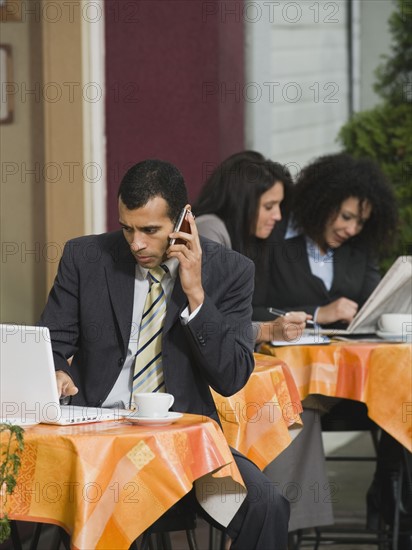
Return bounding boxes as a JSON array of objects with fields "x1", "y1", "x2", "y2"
[{"x1": 130, "y1": 235, "x2": 146, "y2": 251}]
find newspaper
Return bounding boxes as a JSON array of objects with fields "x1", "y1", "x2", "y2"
[{"x1": 320, "y1": 256, "x2": 412, "y2": 335}]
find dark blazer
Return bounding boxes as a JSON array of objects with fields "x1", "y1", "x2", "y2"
[
  {"x1": 40, "y1": 231, "x2": 255, "y2": 423},
  {"x1": 253, "y1": 224, "x2": 380, "y2": 325}
]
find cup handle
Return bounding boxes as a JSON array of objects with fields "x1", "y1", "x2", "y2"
[
  {"x1": 377, "y1": 318, "x2": 384, "y2": 331},
  {"x1": 168, "y1": 395, "x2": 175, "y2": 409}
]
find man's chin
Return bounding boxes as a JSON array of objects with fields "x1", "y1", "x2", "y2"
[{"x1": 135, "y1": 256, "x2": 158, "y2": 268}]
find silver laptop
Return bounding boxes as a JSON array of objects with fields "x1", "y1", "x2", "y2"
[{"x1": 0, "y1": 324, "x2": 118, "y2": 425}]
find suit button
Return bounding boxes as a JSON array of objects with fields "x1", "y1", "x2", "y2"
[{"x1": 118, "y1": 357, "x2": 125, "y2": 367}]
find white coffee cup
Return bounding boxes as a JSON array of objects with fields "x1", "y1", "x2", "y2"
[
  {"x1": 377, "y1": 313, "x2": 412, "y2": 334},
  {"x1": 133, "y1": 392, "x2": 174, "y2": 418}
]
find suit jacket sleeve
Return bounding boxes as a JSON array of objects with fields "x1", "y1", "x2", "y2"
[
  {"x1": 181, "y1": 246, "x2": 255, "y2": 397},
  {"x1": 40, "y1": 240, "x2": 81, "y2": 372}
]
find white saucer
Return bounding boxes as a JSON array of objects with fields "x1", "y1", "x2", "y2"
[
  {"x1": 124, "y1": 412, "x2": 183, "y2": 426},
  {"x1": 376, "y1": 330, "x2": 407, "y2": 340},
  {"x1": 0, "y1": 418, "x2": 40, "y2": 427}
]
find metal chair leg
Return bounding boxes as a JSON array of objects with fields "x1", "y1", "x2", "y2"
[
  {"x1": 58, "y1": 527, "x2": 71, "y2": 550},
  {"x1": 313, "y1": 527, "x2": 321, "y2": 550},
  {"x1": 138, "y1": 530, "x2": 151, "y2": 550},
  {"x1": 289, "y1": 529, "x2": 303, "y2": 550},
  {"x1": 208, "y1": 525, "x2": 214, "y2": 550},
  {"x1": 160, "y1": 531, "x2": 172, "y2": 550},
  {"x1": 392, "y1": 464, "x2": 403, "y2": 550},
  {"x1": 208, "y1": 525, "x2": 225, "y2": 550},
  {"x1": 295, "y1": 529, "x2": 304, "y2": 550},
  {"x1": 27, "y1": 523, "x2": 44, "y2": 550},
  {"x1": 10, "y1": 521, "x2": 23, "y2": 550},
  {"x1": 186, "y1": 529, "x2": 199, "y2": 550}
]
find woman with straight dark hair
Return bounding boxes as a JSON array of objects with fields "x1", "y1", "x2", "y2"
[
  {"x1": 195, "y1": 150, "x2": 308, "y2": 343},
  {"x1": 195, "y1": 150, "x2": 294, "y2": 256},
  {"x1": 195, "y1": 151, "x2": 333, "y2": 536}
]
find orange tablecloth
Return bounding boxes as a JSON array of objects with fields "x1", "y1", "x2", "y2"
[
  {"x1": 212, "y1": 353, "x2": 303, "y2": 469},
  {"x1": 261, "y1": 342, "x2": 412, "y2": 452},
  {"x1": 3, "y1": 414, "x2": 245, "y2": 550}
]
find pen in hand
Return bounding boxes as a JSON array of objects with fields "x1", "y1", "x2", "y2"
[{"x1": 268, "y1": 307, "x2": 315, "y2": 327}]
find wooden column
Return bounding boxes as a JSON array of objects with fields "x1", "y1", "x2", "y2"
[{"x1": 41, "y1": 0, "x2": 85, "y2": 290}]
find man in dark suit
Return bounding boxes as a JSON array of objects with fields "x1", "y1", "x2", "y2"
[{"x1": 40, "y1": 159, "x2": 289, "y2": 549}]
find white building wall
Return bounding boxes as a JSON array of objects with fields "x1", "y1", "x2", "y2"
[
  {"x1": 359, "y1": 0, "x2": 393, "y2": 111},
  {"x1": 245, "y1": 0, "x2": 349, "y2": 177}
]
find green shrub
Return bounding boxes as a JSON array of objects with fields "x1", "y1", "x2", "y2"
[{"x1": 338, "y1": 0, "x2": 412, "y2": 269}]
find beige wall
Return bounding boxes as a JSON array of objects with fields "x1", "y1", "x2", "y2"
[
  {"x1": 0, "y1": 15, "x2": 45, "y2": 324},
  {"x1": 0, "y1": 0, "x2": 85, "y2": 324},
  {"x1": 41, "y1": 0, "x2": 85, "y2": 289}
]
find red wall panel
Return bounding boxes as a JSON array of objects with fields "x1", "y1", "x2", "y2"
[{"x1": 104, "y1": 0, "x2": 244, "y2": 230}]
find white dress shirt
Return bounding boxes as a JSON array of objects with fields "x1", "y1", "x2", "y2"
[
  {"x1": 103, "y1": 257, "x2": 201, "y2": 408},
  {"x1": 285, "y1": 220, "x2": 334, "y2": 322}
]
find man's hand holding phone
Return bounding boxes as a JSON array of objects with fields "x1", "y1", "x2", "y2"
[
  {"x1": 169, "y1": 206, "x2": 192, "y2": 246},
  {"x1": 167, "y1": 205, "x2": 204, "y2": 312}
]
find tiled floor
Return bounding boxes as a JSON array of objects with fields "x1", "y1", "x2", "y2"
[{"x1": 1, "y1": 432, "x2": 399, "y2": 550}]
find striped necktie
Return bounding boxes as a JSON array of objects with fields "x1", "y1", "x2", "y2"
[{"x1": 132, "y1": 265, "x2": 168, "y2": 395}]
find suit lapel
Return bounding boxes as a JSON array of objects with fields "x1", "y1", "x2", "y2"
[
  {"x1": 104, "y1": 234, "x2": 136, "y2": 354},
  {"x1": 330, "y1": 244, "x2": 351, "y2": 294},
  {"x1": 292, "y1": 236, "x2": 331, "y2": 299}
]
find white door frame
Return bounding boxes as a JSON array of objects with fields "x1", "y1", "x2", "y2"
[{"x1": 81, "y1": 0, "x2": 107, "y2": 234}]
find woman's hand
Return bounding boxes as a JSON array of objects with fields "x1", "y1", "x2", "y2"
[
  {"x1": 316, "y1": 298, "x2": 358, "y2": 325},
  {"x1": 256, "y1": 311, "x2": 311, "y2": 343}
]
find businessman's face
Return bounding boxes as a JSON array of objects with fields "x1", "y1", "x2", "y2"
[{"x1": 119, "y1": 196, "x2": 174, "y2": 269}]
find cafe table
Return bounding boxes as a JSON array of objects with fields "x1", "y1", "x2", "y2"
[
  {"x1": 212, "y1": 353, "x2": 304, "y2": 470},
  {"x1": 260, "y1": 340, "x2": 412, "y2": 451},
  {"x1": 2, "y1": 413, "x2": 246, "y2": 550}
]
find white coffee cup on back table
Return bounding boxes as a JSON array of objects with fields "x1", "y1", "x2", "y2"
[
  {"x1": 377, "y1": 313, "x2": 412, "y2": 334},
  {"x1": 133, "y1": 392, "x2": 174, "y2": 418}
]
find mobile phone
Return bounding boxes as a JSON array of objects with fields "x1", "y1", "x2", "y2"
[{"x1": 169, "y1": 207, "x2": 192, "y2": 245}]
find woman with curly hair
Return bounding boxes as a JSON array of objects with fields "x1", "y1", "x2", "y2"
[
  {"x1": 253, "y1": 152, "x2": 398, "y2": 326},
  {"x1": 252, "y1": 152, "x2": 399, "y2": 537}
]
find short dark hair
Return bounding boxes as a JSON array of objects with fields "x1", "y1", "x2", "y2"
[
  {"x1": 118, "y1": 159, "x2": 188, "y2": 223},
  {"x1": 292, "y1": 153, "x2": 398, "y2": 253},
  {"x1": 194, "y1": 151, "x2": 292, "y2": 257}
]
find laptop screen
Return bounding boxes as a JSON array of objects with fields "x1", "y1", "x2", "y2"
[
  {"x1": 0, "y1": 324, "x2": 62, "y2": 423},
  {"x1": 0, "y1": 324, "x2": 117, "y2": 424}
]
